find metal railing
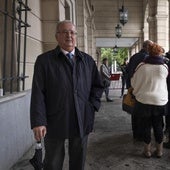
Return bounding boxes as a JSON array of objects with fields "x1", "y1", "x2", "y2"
[{"x1": 0, "y1": 0, "x2": 31, "y2": 96}]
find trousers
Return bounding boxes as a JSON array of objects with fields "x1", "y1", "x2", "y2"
[
  {"x1": 141, "y1": 115, "x2": 163, "y2": 144},
  {"x1": 43, "y1": 135, "x2": 88, "y2": 170}
]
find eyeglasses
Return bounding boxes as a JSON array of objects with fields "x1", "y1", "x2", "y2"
[{"x1": 57, "y1": 30, "x2": 77, "y2": 36}]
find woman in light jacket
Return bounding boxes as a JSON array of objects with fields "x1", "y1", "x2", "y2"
[{"x1": 131, "y1": 43, "x2": 168, "y2": 158}]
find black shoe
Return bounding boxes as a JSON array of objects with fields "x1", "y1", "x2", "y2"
[{"x1": 106, "y1": 98, "x2": 113, "y2": 102}]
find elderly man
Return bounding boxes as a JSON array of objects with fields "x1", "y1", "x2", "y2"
[{"x1": 30, "y1": 20, "x2": 104, "y2": 170}]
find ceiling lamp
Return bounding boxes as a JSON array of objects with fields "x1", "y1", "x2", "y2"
[
  {"x1": 119, "y1": 1, "x2": 128, "y2": 26},
  {"x1": 115, "y1": 24, "x2": 122, "y2": 38},
  {"x1": 113, "y1": 45, "x2": 118, "y2": 53}
]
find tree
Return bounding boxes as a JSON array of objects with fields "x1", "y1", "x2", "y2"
[{"x1": 101, "y1": 47, "x2": 128, "y2": 66}]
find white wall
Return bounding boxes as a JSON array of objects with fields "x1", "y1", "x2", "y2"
[{"x1": 0, "y1": 91, "x2": 33, "y2": 170}]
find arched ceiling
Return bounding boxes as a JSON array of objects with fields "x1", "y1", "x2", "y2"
[{"x1": 91, "y1": 0, "x2": 146, "y2": 48}]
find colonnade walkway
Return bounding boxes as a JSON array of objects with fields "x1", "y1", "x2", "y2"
[{"x1": 11, "y1": 88, "x2": 170, "y2": 170}]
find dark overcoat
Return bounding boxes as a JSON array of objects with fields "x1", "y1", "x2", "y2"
[
  {"x1": 126, "y1": 49, "x2": 148, "y2": 88},
  {"x1": 30, "y1": 46, "x2": 104, "y2": 138}
]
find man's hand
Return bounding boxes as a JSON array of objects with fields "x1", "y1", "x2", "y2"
[{"x1": 33, "y1": 126, "x2": 47, "y2": 141}]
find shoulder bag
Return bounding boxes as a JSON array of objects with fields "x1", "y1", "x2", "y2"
[{"x1": 122, "y1": 87, "x2": 136, "y2": 114}]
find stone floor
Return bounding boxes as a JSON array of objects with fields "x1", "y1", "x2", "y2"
[{"x1": 11, "y1": 88, "x2": 170, "y2": 170}]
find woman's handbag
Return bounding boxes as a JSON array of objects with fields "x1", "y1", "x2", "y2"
[{"x1": 122, "y1": 87, "x2": 136, "y2": 114}]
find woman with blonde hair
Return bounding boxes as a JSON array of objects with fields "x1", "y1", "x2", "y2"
[{"x1": 131, "y1": 43, "x2": 168, "y2": 158}]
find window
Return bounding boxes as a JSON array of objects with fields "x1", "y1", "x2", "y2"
[{"x1": 0, "y1": 0, "x2": 30, "y2": 96}]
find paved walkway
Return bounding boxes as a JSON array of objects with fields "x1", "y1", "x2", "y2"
[{"x1": 11, "y1": 88, "x2": 170, "y2": 170}]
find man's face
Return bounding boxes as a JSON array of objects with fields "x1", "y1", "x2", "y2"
[
  {"x1": 104, "y1": 60, "x2": 108, "y2": 65},
  {"x1": 56, "y1": 22, "x2": 77, "y2": 52}
]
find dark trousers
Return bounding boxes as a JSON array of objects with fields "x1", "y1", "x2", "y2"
[
  {"x1": 104, "y1": 86, "x2": 109, "y2": 99},
  {"x1": 121, "y1": 76, "x2": 126, "y2": 96},
  {"x1": 165, "y1": 114, "x2": 170, "y2": 142},
  {"x1": 43, "y1": 135, "x2": 88, "y2": 170},
  {"x1": 141, "y1": 115, "x2": 163, "y2": 144},
  {"x1": 165, "y1": 114, "x2": 170, "y2": 130},
  {"x1": 131, "y1": 114, "x2": 143, "y2": 140}
]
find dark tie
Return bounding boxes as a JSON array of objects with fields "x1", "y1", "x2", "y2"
[{"x1": 66, "y1": 53, "x2": 74, "y2": 65}]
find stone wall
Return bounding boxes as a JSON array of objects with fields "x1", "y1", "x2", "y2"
[
  {"x1": 25, "y1": 0, "x2": 43, "y2": 90},
  {"x1": 0, "y1": 90, "x2": 33, "y2": 170}
]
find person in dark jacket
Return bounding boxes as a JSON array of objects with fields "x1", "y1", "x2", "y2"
[
  {"x1": 30, "y1": 20, "x2": 104, "y2": 170},
  {"x1": 126, "y1": 40, "x2": 153, "y2": 141},
  {"x1": 163, "y1": 51, "x2": 170, "y2": 149},
  {"x1": 120, "y1": 59, "x2": 128, "y2": 98}
]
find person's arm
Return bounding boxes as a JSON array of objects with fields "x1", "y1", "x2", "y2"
[{"x1": 30, "y1": 56, "x2": 47, "y2": 140}]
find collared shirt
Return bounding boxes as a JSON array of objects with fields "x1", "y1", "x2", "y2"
[
  {"x1": 61, "y1": 48, "x2": 75, "y2": 57},
  {"x1": 61, "y1": 48, "x2": 75, "y2": 65}
]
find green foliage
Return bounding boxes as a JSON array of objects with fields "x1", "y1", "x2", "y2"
[{"x1": 101, "y1": 47, "x2": 128, "y2": 66}]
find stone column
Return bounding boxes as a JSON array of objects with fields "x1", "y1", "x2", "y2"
[
  {"x1": 41, "y1": 0, "x2": 60, "y2": 52},
  {"x1": 96, "y1": 47, "x2": 101, "y2": 69},
  {"x1": 143, "y1": 3, "x2": 149, "y2": 40},
  {"x1": 86, "y1": 18, "x2": 92, "y2": 55},
  {"x1": 147, "y1": 0, "x2": 169, "y2": 51},
  {"x1": 147, "y1": 0, "x2": 157, "y2": 42},
  {"x1": 86, "y1": 8, "x2": 95, "y2": 57},
  {"x1": 76, "y1": 0, "x2": 86, "y2": 52},
  {"x1": 156, "y1": 0, "x2": 169, "y2": 51},
  {"x1": 147, "y1": 16, "x2": 157, "y2": 42}
]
